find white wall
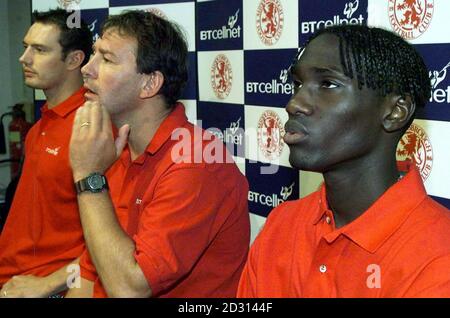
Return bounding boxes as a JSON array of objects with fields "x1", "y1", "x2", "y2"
[
  {"x1": 9, "y1": 0, "x2": 34, "y2": 110},
  {"x1": 0, "y1": 0, "x2": 33, "y2": 192}
]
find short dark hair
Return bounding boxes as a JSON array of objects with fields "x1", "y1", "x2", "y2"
[
  {"x1": 294, "y1": 24, "x2": 431, "y2": 111},
  {"x1": 32, "y1": 8, "x2": 93, "y2": 67},
  {"x1": 101, "y1": 10, "x2": 188, "y2": 107}
]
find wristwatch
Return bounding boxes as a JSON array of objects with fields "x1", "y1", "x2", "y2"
[{"x1": 75, "y1": 172, "x2": 109, "y2": 194}]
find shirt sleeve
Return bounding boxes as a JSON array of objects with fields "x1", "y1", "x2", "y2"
[
  {"x1": 404, "y1": 255, "x2": 450, "y2": 297},
  {"x1": 133, "y1": 165, "x2": 237, "y2": 296},
  {"x1": 79, "y1": 248, "x2": 98, "y2": 282}
]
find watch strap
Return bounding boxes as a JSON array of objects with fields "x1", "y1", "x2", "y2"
[{"x1": 75, "y1": 173, "x2": 109, "y2": 194}]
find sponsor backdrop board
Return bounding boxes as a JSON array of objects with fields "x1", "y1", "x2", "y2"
[{"x1": 32, "y1": 0, "x2": 450, "y2": 242}]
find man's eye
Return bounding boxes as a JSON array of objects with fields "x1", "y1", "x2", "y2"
[
  {"x1": 102, "y1": 57, "x2": 111, "y2": 63},
  {"x1": 292, "y1": 80, "x2": 303, "y2": 88},
  {"x1": 321, "y1": 80, "x2": 339, "y2": 89}
]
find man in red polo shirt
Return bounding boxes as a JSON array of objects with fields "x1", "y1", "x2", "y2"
[
  {"x1": 0, "y1": 9, "x2": 92, "y2": 298},
  {"x1": 238, "y1": 25, "x2": 450, "y2": 297},
  {"x1": 66, "y1": 11, "x2": 250, "y2": 298}
]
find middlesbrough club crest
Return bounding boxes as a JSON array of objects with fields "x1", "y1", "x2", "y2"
[
  {"x1": 57, "y1": 0, "x2": 81, "y2": 9},
  {"x1": 396, "y1": 123, "x2": 433, "y2": 181},
  {"x1": 256, "y1": 0, "x2": 284, "y2": 46},
  {"x1": 145, "y1": 7, "x2": 167, "y2": 20},
  {"x1": 257, "y1": 110, "x2": 285, "y2": 161},
  {"x1": 211, "y1": 54, "x2": 233, "y2": 99},
  {"x1": 388, "y1": 0, "x2": 434, "y2": 40}
]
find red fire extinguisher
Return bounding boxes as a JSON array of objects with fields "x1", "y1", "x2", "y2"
[{"x1": 8, "y1": 103, "x2": 32, "y2": 179}]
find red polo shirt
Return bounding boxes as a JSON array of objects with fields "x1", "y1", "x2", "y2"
[
  {"x1": 80, "y1": 103, "x2": 250, "y2": 298},
  {"x1": 238, "y1": 168, "x2": 450, "y2": 297},
  {"x1": 0, "y1": 87, "x2": 87, "y2": 285}
]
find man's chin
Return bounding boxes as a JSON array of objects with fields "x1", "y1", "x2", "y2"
[
  {"x1": 24, "y1": 79, "x2": 43, "y2": 89},
  {"x1": 289, "y1": 153, "x2": 321, "y2": 173}
]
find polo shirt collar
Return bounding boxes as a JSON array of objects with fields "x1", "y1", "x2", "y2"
[
  {"x1": 41, "y1": 87, "x2": 87, "y2": 118},
  {"x1": 313, "y1": 167, "x2": 427, "y2": 253},
  {"x1": 120, "y1": 102, "x2": 188, "y2": 165},
  {"x1": 145, "y1": 102, "x2": 188, "y2": 155}
]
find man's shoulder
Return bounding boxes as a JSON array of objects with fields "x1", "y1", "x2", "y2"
[
  {"x1": 416, "y1": 195, "x2": 450, "y2": 227},
  {"x1": 402, "y1": 196, "x2": 450, "y2": 253},
  {"x1": 25, "y1": 120, "x2": 40, "y2": 136}
]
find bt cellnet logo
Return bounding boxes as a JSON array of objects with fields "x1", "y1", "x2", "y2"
[
  {"x1": 200, "y1": 9, "x2": 241, "y2": 41},
  {"x1": 301, "y1": 0, "x2": 364, "y2": 34},
  {"x1": 246, "y1": 69, "x2": 292, "y2": 95},
  {"x1": 248, "y1": 182, "x2": 295, "y2": 208},
  {"x1": 89, "y1": 20, "x2": 100, "y2": 42},
  {"x1": 207, "y1": 117, "x2": 244, "y2": 146},
  {"x1": 429, "y1": 61, "x2": 450, "y2": 104}
]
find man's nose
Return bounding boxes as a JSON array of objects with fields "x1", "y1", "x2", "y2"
[
  {"x1": 81, "y1": 55, "x2": 97, "y2": 79},
  {"x1": 286, "y1": 88, "x2": 313, "y2": 116},
  {"x1": 19, "y1": 47, "x2": 32, "y2": 65}
]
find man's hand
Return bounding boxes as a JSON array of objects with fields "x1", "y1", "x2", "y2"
[
  {"x1": 69, "y1": 101, "x2": 130, "y2": 181},
  {"x1": 0, "y1": 275, "x2": 54, "y2": 298}
]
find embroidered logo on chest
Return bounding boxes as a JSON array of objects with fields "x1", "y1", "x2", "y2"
[{"x1": 45, "y1": 147, "x2": 61, "y2": 156}]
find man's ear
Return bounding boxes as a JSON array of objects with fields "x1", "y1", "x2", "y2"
[
  {"x1": 382, "y1": 94, "x2": 415, "y2": 132},
  {"x1": 65, "y1": 50, "x2": 85, "y2": 71},
  {"x1": 140, "y1": 71, "x2": 164, "y2": 99}
]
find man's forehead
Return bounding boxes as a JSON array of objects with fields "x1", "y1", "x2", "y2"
[
  {"x1": 24, "y1": 23, "x2": 62, "y2": 48},
  {"x1": 27, "y1": 22, "x2": 56, "y2": 35},
  {"x1": 306, "y1": 34, "x2": 340, "y2": 55},
  {"x1": 293, "y1": 35, "x2": 342, "y2": 69},
  {"x1": 102, "y1": 28, "x2": 123, "y2": 40},
  {"x1": 97, "y1": 29, "x2": 137, "y2": 55},
  {"x1": 102, "y1": 28, "x2": 135, "y2": 44}
]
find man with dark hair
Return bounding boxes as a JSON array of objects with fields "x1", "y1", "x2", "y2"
[
  {"x1": 66, "y1": 10, "x2": 249, "y2": 298},
  {"x1": 0, "y1": 9, "x2": 92, "y2": 297},
  {"x1": 32, "y1": 9, "x2": 93, "y2": 68},
  {"x1": 238, "y1": 24, "x2": 450, "y2": 297}
]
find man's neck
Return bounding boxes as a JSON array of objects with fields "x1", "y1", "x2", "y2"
[
  {"x1": 322, "y1": 153, "x2": 400, "y2": 228},
  {"x1": 112, "y1": 100, "x2": 172, "y2": 161},
  {"x1": 44, "y1": 75, "x2": 84, "y2": 109}
]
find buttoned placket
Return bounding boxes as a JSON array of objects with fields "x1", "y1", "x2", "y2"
[{"x1": 302, "y1": 198, "x2": 343, "y2": 297}]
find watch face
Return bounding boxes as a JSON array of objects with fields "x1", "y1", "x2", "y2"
[{"x1": 88, "y1": 174, "x2": 104, "y2": 190}]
